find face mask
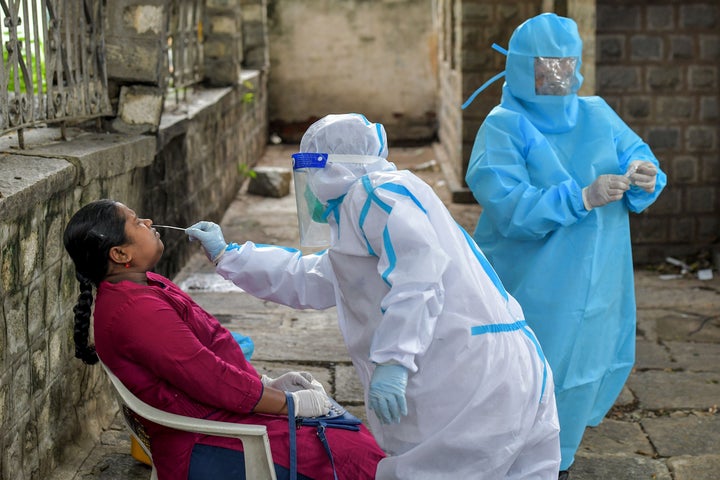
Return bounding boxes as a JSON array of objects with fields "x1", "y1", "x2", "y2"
[{"x1": 304, "y1": 184, "x2": 328, "y2": 224}]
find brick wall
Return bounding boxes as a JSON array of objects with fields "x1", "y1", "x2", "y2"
[{"x1": 597, "y1": 0, "x2": 719, "y2": 262}]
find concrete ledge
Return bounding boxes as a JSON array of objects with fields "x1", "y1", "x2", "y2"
[
  {"x1": 22, "y1": 133, "x2": 156, "y2": 186},
  {"x1": 0, "y1": 155, "x2": 74, "y2": 221}
]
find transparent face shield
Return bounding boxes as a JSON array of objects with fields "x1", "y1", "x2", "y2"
[
  {"x1": 292, "y1": 153, "x2": 383, "y2": 247},
  {"x1": 292, "y1": 153, "x2": 331, "y2": 247},
  {"x1": 534, "y1": 56, "x2": 578, "y2": 96}
]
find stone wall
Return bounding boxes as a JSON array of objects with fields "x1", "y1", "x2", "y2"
[
  {"x1": 596, "y1": 0, "x2": 720, "y2": 262},
  {"x1": 0, "y1": 74, "x2": 267, "y2": 480},
  {"x1": 265, "y1": 0, "x2": 438, "y2": 143},
  {"x1": 0, "y1": 1, "x2": 270, "y2": 478}
]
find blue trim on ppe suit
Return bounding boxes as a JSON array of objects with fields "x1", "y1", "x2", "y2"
[{"x1": 465, "y1": 13, "x2": 667, "y2": 470}]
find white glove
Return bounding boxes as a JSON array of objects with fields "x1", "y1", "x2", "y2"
[
  {"x1": 625, "y1": 160, "x2": 657, "y2": 193},
  {"x1": 261, "y1": 372, "x2": 326, "y2": 395},
  {"x1": 582, "y1": 174, "x2": 630, "y2": 210},
  {"x1": 290, "y1": 389, "x2": 331, "y2": 418}
]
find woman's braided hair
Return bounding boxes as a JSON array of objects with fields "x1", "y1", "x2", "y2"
[{"x1": 63, "y1": 199, "x2": 127, "y2": 365}]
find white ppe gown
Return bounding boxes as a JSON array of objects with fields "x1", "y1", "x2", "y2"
[{"x1": 216, "y1": 164, "x2": 560, "y2": 479}]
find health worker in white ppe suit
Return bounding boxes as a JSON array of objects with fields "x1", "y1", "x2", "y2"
[
  {"x1": 186, "y1": 113, "x2": 561, "y2": 479},
  {"x1": 462, "y1": 13, "x2": 667, "y2": 479}
]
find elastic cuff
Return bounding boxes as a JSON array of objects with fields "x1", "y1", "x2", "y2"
[
  {"x1": 581, "y1": 187, "x2": 593, "y2": 211},
  {"x1": 212, "y1": 244, "x2": 229, "y2": 265}
]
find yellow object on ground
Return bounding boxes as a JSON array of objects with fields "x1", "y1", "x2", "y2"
[{"x1": 130, "y1": 436, "x2": 153, "y2": 466}]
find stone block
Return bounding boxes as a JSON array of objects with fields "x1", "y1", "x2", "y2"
[
  {"x1": 670, "y1": 35, "x2": 694, "y2": 60},
  {"x1": 598, "y1": 36, "x2": 624, "y2": 61},
  {"x1": 648, "y1": 66, "x2": 681, "y2": 91},
  {"x1": 628, "y1": 371, "x2": 720, "y2": 410},
  {"x1": 689, "y1": 66, "x2": 717, "y2": 90},
  {"x1": 27, "y1": 283, "x2": 44, "y2": 340},
  {"x1": 5, "y1": 293, "x2": 27, "y2": 359},
  {"x1": 207, "y1": 13, "x2": 240, "y2": 35},
  {"x1": 699, "y1": 36, "x2": 720, "y2": 61},
  {"x1": 123, "y1": 4, "x2": 164, "y2": 35},
  {"x1": 687, "y1": 126, "x2": 716, "y2": 151},
  {"x1": 668, "y1": 454, "x2": 720, "y2": 480},
  {"x1": 647, "y1": 5, "x2": 673, "y2": 31},
  {"x1": 597, "y1": 5, "x2": 641, "y2": 31},
  {"x1": 666, "y1": 341, "x2": 720, "y2": 372},
  {"x1": 631, "y1": 35, "x2": 663, "y2": 60},
  {"x1": 647, "y1": 127, "x2": 680, "y2": 150},
  {"x1": 699, "y1": 96, "x2": 719, "y2": 121},
  {"x1": 641, "y1": 414, "x2": 720, "y2": 456},
  {"x1": 671, "y1": 156, "x2": 698, "y2": 183},
  {"x1": 246, "y1": 166, "x2": 291, "y2": 198},
  {"x1": 571, "y1": 454, "x2": 671, "y2": 480},
  {"x1": 105, "y1": 38, "x2": 167, "y2": 84},
  {"x1": 680, "y1": 4, "x2": 719, "y2": 29},
  {"x1": 635, "y1": 340, "x2": 673, "y2": 370},
  {"x1": 686, "y1": 186, "x2": 716, "y2": 213},
  {"x1": 30, "y1": 339, "x2": 47, "y2": 393},
  {"x1": 578, "y1": 419, "x2": 653, "y2": 457},
  {"x1": 116, "y1": 86, "x2": 165, "y2": 131},
  {"x1": 597, "y1": 66, "x2": 639, "y2": 91},
  {"x1": 626, "y1": 96, "x2": 651, "y2": 119},
  {"x1": 658, "y1": 96, "x2": 693, "y2": 119}
]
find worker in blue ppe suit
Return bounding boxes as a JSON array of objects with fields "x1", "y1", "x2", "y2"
[
  {"x1": 187, "y1": 113, "x2": 561, "y2": 479},
  {"x1": 462, "y1": 13, "x2": 667, "y2": 479}
]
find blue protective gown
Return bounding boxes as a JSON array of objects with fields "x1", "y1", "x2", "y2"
[{"x1": 464, "y1": 13, "x2": 667, "y2": 470}]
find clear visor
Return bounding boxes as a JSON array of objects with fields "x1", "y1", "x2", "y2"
[
  {"x1": 534, "y1": 57, "x2": 578, "y2": 96},
  {"x1": 290, "y1": 153, "x2": 385, "y2": 247}
]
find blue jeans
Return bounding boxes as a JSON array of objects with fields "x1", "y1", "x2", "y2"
[{"x1": 188, "y1": 444, "x2": 312, "y2": 480}]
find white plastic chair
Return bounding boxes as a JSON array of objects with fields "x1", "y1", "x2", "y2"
[{"x1": 100, "y1": 362, "x2": 277, "y2": 480}]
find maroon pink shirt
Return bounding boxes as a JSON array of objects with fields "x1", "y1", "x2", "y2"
[{"x1": 93, "y1": 271, "x2": 383, "y2": 479}]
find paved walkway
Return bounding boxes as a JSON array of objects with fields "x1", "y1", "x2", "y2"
[{"x1": 51, "y1": 144, "x2": 720, "y2": 480}]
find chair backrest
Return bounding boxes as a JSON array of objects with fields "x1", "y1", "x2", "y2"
[{"x1": 100, "y1": 362, "x2": 277, "y2": 480}]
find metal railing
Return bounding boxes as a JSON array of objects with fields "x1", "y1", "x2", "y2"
[
  {"x1": 167, "y1": 0, "x2": 204, "y2": 103},
  {"x1": 0, "y1": 0, "x2": 112, "y2": 147},
  {"x1": 0, "y1": 0, "x2": 207, "y2": 146}
]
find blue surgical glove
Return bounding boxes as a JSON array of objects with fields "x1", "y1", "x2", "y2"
[
  {"x1": 368, "y1": 363, "x2": 408, "y2": 424},
  {"x1": 231, "y1": 332, "x2": 254, "y2": 361},
  {"x1": 185, "y1": 221, "x2": 228, "y2": 263}
]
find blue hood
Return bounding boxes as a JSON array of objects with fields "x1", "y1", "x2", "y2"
[{"x1": 502, "y1": 13, "x2": 584, "y2": 133}]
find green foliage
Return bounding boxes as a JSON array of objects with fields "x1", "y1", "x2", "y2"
[
  {"x1": 242, "y1": 79, "x2": 255, "y2": 104},
  {"x1": 238, "y1": 162, "x2": 257, "y2": 179},
  {"x1": 3, "y1": 38, "x2": 46, "y2": 94}
]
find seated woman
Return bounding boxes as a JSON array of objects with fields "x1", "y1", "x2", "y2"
[{"x1": 63, "y1": 199, "x2": 385, "y2": 480}]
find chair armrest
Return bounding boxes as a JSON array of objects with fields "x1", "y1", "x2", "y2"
[{"x1": 100, "y1": 362, "x2": 277, "y2": 479}]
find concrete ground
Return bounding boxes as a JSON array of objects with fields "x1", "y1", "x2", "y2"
[{"x1": 50, "y1": 144, "x2": 720, "y2": 480}]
